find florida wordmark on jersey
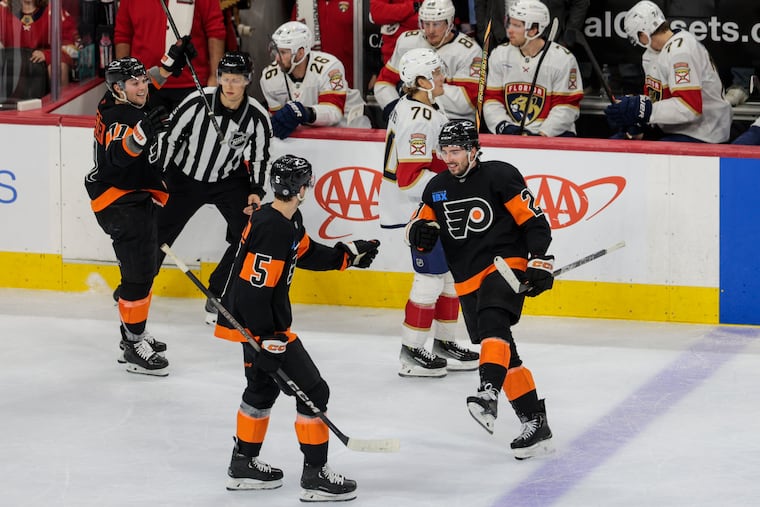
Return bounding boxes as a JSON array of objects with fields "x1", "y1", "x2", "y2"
[
  {"x1": 260, "y1": 50, "x2": 365, "y2": 127},
  {"x1": 374, "y1": 29, "x2": 482, "y2": 122},
  {"x1": 413, "y1": 160, "x2": 551, "y2": 296},
  {"x1": 483, "y1": 42, "x2": 583, "y2": 136},
  {"x1": 159, "y1": 87, "x2": 271, "y2": 185},
  {"x1": 642, "y1": 29, "x2": 731, "y2": 143},
  {"x1": 380, "y1": 95, "x2": 448, "y2": 228}
]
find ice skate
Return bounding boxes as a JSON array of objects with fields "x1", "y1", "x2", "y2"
[
  {"x1": 300, "y1": 463, "x2": 357, "y2": 502},
  {"x1": 204, "y1": 297, "x2": 218, "y2": 325},
  {"x1": 120, "y1": 339, "x2": 169, "y2": 376},
  {"x1": 433, "y1": 339, "x2": 479, "y2": 371},
  {"x1": 117, "y1": 326, "x2": 166, "y2": 364},
  {"x1": 510, "y1": 399, "x2": 554, "y2": 460},
  {"x1": 398, "y1": 345, "x2": 447, "y2": 378},
  {"x1": 466, "y1": 384, "x2": 498, "y2": 434},
  {"x1": 226, "y1": 443, "x2": 283, "y2": 490}
]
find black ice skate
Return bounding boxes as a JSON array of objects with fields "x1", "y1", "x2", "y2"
[
  {"x1": 300, "y1": 463, "x2": 357, "y2": 502},
  {"x1": 398, "y1": 345, "x2": 447, "y2": 378},
  {"x1": 510, "y1": 399, "x2": 554, "y2": 460},
  {"x1": 226, "y1": 445, "x2": 283, "y2": 490},
  {"x1": 433, "y1": 339, "x2": 479, "y2": 371},
  {"x1": 120, "y1": 339, "x2": 169, "y2": 376},
  {"x1": 466, "y1": 384, "x2": 498, "y2": 434},
  {"x1": 204, "y1": 297, "x2": 218, "y2": 325},
  {"x1": 117, "y1": 326, "x2": 166, "y2": 364}
]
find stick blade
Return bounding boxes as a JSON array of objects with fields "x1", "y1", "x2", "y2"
[
  {"x1": 494, "y1": 256, "x2": 524, "y2": 293},
  {"x1": 346, "y1": 438, "x2": 400, "y2": 453}
]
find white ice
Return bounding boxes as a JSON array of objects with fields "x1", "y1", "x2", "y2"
[{"x1": 1, "y1": 288, "x2": 759, "y2": 507}]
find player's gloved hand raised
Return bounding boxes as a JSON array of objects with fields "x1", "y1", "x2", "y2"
[
  {"x1": 407, "y1": 219, "x2": 440, "y2": 253},
  {"x1": 604, "y1": 95, "x2": 652, "y2": 130},
  {"x1": 523, "y1": 254, "x2": 554, "y2": 297},
  {"x1": 161, "y1": 35, "x2": 197, "y2": 76},
  {"x1": 133, "y1": 106, "x2": 170, "y2": 146},
  {"x1": 337, "y1": 239, "x2": 381, "y2": 268},
  {"x1": 271, "y1": 101, "x2": 314, "y2": 139},
  {"x1": 256, "y1": 333, "x2": 289, "y2": 373}
]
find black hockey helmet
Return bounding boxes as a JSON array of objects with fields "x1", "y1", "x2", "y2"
[
  {"x1": 217, "y1": 51, "x2": 253, "y2": 81},
  {"x1": 105, "y1": 57, "x2": 147, "y2": 94},
  {"x1": 438, "y1": 119, "x2": 480, "y2": 151},
  {"x1": 270, "y1": 154, "x2": 313, "y2": 197}
]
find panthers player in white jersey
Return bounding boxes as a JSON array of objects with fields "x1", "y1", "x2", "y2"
[
  {"x1": 604, "y1": 1, "x2": 731, "y2": 143},
  {"x1": 373, "y1": 0, "x2": 482, "y2": 123},
  {"x1": 260, "y1": 21, "x2": 369, "y2": 139},
  {"x1": 380, "y1": 47, "x2": 479, "y2": 378},
  {"x1": 483, "y1": 0, "x2": 583, "y2": 137}
]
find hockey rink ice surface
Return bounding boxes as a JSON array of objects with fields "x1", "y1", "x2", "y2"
[{"x1": 1, "y1": 288, "x2": 759, "y2": 507}]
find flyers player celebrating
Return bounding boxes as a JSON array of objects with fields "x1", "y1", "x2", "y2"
[
  {"x1": 214, "y1": 155, "x2": 380, "y2": 501},
  {"x1": 84, "y1": 41, "x2": 193, "y2": 376},
  {"x1": 380, "y1": 47, "x2": 479, "y2": 378},
  {"x1": 373, "y1": 0, "x2": 482, "y2": 123},
  {"x1": 483, "y1": 0, "x2": 583, "y2": 137},
  {"x1": 407, "y1": 119, "x2": 554, "y2": 459},
  {"x1": 604, "y1": 0, "x2": 731, "y2": 142}
]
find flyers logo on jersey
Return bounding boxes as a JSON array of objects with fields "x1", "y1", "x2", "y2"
[
  {"x1": 409, "y1": 133, "x2": 427, "y2": 155},
  {"x1": 443, "y1": 197, "x2": 493, "y2": 239},
  {"x1": 673, "y1": 62, "x2": 691, "y2": 84}
]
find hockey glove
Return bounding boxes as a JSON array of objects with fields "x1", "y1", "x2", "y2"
[
  {"x1": 408, "y1": 219, "x2": 440, "y2": 253},
  {"x1": 495, "y1": 121, "x2": 522, "y2": 135},
  {"x1": 256, "y1": 333, "x2": 289, "y2": 373},
  {"x1": 161, "y1": 36, "x2": 197, "y2": 76},
  {"x1": 604, "y1": 95, "x2": 652, "y2": 130},
  {"x1": 337, "y1": 239, "x2": 381, "y2": 268},
  {"x1": 271, "y1": 101, "x2": 313, "y2": 139},
  {"x1": 133, "y1": 106, "x2": 170, "y2": 146},
  {"x1": 523, "y1": 254, "x2": 554, "y2": 297}
]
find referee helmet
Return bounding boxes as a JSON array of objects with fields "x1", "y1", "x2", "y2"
[{"x1": 217, "y1": 51, "x2": 253, "y2": 81}]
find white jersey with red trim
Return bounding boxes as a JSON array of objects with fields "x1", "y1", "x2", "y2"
[
  {"x1": 259, "y1": 50, "x2": 365, "y2": 127},
  {"x1": 483, "y1": 41, "x2": 584, "y2": 136},
  {"x1": 642, "y1": 29, "x2": 731, "y2": 143},
  {"x1": 379, "y1": 95, "x2": 449, "y2": 228},
  {"x1": 374, "y1": 29, "x2": 482, "y2": 122}
]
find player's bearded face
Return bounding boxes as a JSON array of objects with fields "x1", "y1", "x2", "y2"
[
  {"x1": 274, "y1": 47, "x2": 293, "y2": 72},
  {"x1": 123, "y1": 75, "x2": 149, "y2": 106},
  {"x1": 440, "y1": 145, "x2": 471, "y2": 177}
]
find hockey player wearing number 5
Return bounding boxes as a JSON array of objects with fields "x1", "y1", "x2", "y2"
[
  {"x1": 213, "y1": 155, "x2": 380, "y2": 501},
  {"x1": 84, "y1": 40, "x2": 195, "y2": 377},
  {"x1": 407, "y1": 119, "x2": 555, "y2": 460}
]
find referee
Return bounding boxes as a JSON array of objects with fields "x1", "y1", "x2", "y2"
[{"x1": 156, "y1": 51, "x2": 272, "y2": 323}]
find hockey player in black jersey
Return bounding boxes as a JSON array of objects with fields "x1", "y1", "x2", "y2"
[
  {"x1": 214, "y1": 155, "x2": 380, "y2": 501},
  {"x1": 84, "y1": 39, "x2": 194, "y2": 377},
  {"x1": 407, "y1": 119, "x2": 555, "y2": 459}
]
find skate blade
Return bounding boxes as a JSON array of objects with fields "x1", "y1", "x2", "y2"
[
  {"x1": 299, "y1": 489, "x2": 357, "y2": 502},
  {"x1": 118, "y1": 351, "x2": 165, "y2": 364},
  {"x1": 226, "y1": 478, "x2": 283, "y2": 490},
  {"x1": 125, "y1": 364, "x2": 170, "y2": 377},
  {"x1": 467, "y1": 402, "x2": 495, "y2": 434},
  {"x1": 444, "y1": 359, "x2": 479, "y2": 371},
  {"x1": 398, "y1": 365, "x2": 447, "y2": 378},
  {"x1": 512, "y1": 438, "x2": 554, "y2": 460}
]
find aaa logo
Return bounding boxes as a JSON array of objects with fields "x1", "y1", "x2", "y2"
[{"x1": 313, "y1": 166, "x2": 381, "y2": 239}]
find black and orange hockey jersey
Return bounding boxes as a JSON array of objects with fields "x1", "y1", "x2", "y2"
[{"x1": 412, "y1": 159, "x2": 551, "y2": 296}]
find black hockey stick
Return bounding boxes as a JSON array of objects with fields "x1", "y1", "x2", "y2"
[
  {"x1": 160, "y1": 244, "x2": 400, "y2": 453},
  {"x1": 518, "y1": 17, "x2": 559, "y2": 134},
  {"x1": 157, "y1": 0, "x2": 226, "y2": 144},
  {"x1": 476, "y1": 19, "x2": 493, "y2": 132},
  {"x1": 494, "y1": 241, "x2": 625, "y2": 293},
  {"x1": 564, "y1": 28, "x2": 615, "y2": 104}
]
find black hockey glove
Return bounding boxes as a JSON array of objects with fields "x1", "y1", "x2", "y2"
[
  {"x1": 495, "y1": 121, "x2": 522, "y2": 135},
  {"x1": 337, "y1": 239, "x2": 381, "y2": 268},
  {"x1": 523, "y1": 254, "x2": 554, "y2": 297},
  {"x1": 256, "y1": 333, "x2": 288, "y2": 373},
  {"x1": 604, "y1": 94, "x2": 652, "y2": 130},
  {"x1": 161, "y1": 36, "x2": 197, "y2": 76},
  {"x1": 271, "y1": 101, "x2": 314, "y2": 139},
  {"x1": 133, "y1": 106, "x2": 170, "y2": 146},
  {"x1": 408, "y1": 219, "x2": 440, "y2": 253}
]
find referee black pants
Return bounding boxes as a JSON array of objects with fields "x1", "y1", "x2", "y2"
[{"x1": 157, "y1": 168, "x2": 251, "y2": 296}]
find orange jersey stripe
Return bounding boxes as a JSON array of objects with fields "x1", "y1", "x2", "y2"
[
  {"x1": 239, "y1": 252, "x2": 285, "y2": 288},
  {"x1": 505, "y1": 193, "x2": 537, "y2": 226}
]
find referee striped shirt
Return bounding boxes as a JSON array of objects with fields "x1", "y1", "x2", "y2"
[{"x1": 159, "y1": 87, "x2": 272, "y2": 190}]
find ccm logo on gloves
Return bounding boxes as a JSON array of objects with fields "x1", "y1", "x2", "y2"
[
  {"x1": 528, "y1": 258, "x2": 553, "y2": 270},
  {"x1": 261, "y1": 340, "x2": 287, "y2": 353}
]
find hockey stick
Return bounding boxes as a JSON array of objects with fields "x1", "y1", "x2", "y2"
[
  {"x1": 157, "y1": 0, "x2": 226, "y2": 144},
  {"x1": 160, "y1": 244, "x2": 400, "y2": 453},
  {"x1": 564, "y1": 28, "x2": 615, "y2": 104},
  {"x1": 494, "y1": 241, "x2": 626, "y2": 293},
  {"x1": 475, "y1": 19, "x2": 493, "y2": 132},
  {"x1": 518, "y1": 17, "x2": 559, "y2": 134}
]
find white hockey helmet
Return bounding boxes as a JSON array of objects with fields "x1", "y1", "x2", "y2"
[
  {"x1": 624, "y1": 1, "x2": 667, "y2": 49},
  {"x1": 399, "y1": 47, "x2": 444, "y2": 88},
  {"x1": 271, "y1": 21, "x2": 314, "y2": 65},
  {"x1": 508, "y1": 0, "x2": 550, "y2": 40},
  {"x1": 418, "y1": 0, "x2": 456, "y2": 27}
]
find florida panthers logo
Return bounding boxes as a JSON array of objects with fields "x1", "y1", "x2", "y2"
[
  {"x1": 443, "y1": 197, "x2": 493, "y2": 239},
  {"x1": 506, "y1": 83, "x2": 545, "y2": 124},
  {"x1": 645, "y1": 76, "x2": 662, "y2": 102}
]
